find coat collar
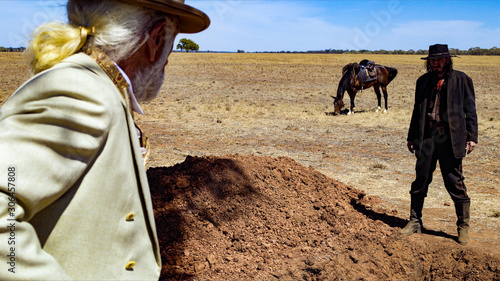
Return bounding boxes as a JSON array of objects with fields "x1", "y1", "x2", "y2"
[{"x1": 83, "y1": 47, "x2": 131, "y2": 107}]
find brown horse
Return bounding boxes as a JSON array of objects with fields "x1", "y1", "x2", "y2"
[{"x1": 331, "y1": 62, "x2": 397, "y2": 114}]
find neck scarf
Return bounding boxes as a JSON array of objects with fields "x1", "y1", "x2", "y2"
[{"x1": 429, "y1": 78, "x2": 445, "y2": 123}]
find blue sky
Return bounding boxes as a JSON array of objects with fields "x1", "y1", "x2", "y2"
[{"x1": 1, "y1": 0, "x2": 499, "y2": 52}]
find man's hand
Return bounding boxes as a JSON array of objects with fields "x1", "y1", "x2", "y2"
[
  {"x1": 407, "y1": 141, "x2": 415, "y2": 153},
  {"x1": 466, "y1": 141, "x2": 476, "y2": 154}
]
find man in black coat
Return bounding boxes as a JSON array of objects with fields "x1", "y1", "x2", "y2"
[{"x1": 402, "y1": 44, "x2": 478, "y2": 245}]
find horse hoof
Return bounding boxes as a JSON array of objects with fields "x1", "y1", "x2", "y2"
[{"x1": 383, "y1": 109, "x2": 387, "y2": 113}]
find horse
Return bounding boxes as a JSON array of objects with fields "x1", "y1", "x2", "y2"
[{"x1": 331, "y1": 62, "x2": 398, "y2": 115}]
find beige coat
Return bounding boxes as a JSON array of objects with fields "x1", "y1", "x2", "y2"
[{"x1": 0, "y1": 53, "x2": 161, "y2": 280}]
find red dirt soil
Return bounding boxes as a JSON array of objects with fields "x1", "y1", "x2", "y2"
[{"x1": 148, "y1": 154, "x2": 500, "y2": 281}]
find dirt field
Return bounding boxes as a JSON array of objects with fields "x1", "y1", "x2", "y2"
[{"x1": 1, "y1": 52, "x2": 499, "y2": 280}]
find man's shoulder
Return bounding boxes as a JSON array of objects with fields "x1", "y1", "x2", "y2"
[
  {"x1": 447, "y1": 69, "x2": 474, "y2": 87},
  {"x1": 54, "y1": 53, "x2": 106, "y2": 78},
  {"x1": 22, "y1": 53, "x2": 103, "y2": 84},
  {"x1": 416, "y1": 72, "x2": 432, "y2": 83},
  {"x1": 31, "y1": 53, "x2": 115, "y2": 93},
  {"x1": 7, "y1": 53, "x2": 120, "y2": 109},
  {"x1": 450, "y1": 69, "x2": 470, "y2": 79}
]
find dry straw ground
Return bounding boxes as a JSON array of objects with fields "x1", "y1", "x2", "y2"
[{"x1": 1, "y1": 52, "x2": 499, "y2": 278}]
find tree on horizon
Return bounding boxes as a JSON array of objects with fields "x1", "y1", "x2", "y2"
[{"x1": 176, "y1": 38, "x2": 200, "y2": 53}]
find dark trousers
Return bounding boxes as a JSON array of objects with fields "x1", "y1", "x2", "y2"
[{"x1": 410, "y1": 131, "x2": 470, "y2": 205}]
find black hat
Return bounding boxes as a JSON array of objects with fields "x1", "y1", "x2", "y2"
[{"x1": 421, "y1": 44, "x2": 456, "y2": 60}]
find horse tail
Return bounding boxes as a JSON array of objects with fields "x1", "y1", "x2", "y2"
[{"x1": 385, "y1": 67, "x2": 398, "y2": 84}]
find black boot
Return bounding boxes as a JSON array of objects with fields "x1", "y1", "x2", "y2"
[
  {"x1": 400, "y1": 195, "x2": 425, "y2": 236},
  {"x1": 455, "y1": 201, "x2": 470, "y2": 245}
]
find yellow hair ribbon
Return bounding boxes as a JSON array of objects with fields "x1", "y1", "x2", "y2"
[{"x1": 77, "y1": 26, "x2": 96, "y2": 51}]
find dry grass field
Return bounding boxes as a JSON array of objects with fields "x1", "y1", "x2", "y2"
[{"x1": 1, "y1": 52, "x2": 499, "y2": 278}]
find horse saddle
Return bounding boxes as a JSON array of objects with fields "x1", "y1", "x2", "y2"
[{"x1": 357, "y1": 60, "x2": 377, "y2": 88}]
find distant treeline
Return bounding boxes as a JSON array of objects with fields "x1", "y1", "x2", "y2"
[
  {"x1": 0, "y1": 47, "x2": 26, "y2": 52},
  {"x1": 307, "y1": 47, "x2": 500, "y2": 56},
  {"x1": 242, "y1": 47, "x2": 500, "y2": 56},
  {"x1": 3, "y1": 46, "x2": 500, "y2": 56}
]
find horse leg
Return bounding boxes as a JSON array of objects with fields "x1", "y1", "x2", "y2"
[
  {"x1": 374, "y1": 85, "x2": 382, "y2": 112},
  {"x1": 348, "y1": 90, "x2": 356, "y2": 114},
  {"x1": 381, "y1": 86, "x2": 388, "y2": 113}
]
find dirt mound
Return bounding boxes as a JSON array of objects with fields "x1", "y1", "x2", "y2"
[{"x1": 148, "y1": 155, "x2": 500, "y2": 280}]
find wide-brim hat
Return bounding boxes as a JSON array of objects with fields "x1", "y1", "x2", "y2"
[
  {"x1": 118, "y1": 0, "x2": 210, "y2": 33},
  {"x1": 421, "y1": 44, "x2": 456, "y2": 60}
]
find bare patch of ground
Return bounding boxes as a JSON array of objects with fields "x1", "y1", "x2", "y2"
[{"x1": 149, "y1": 154, "x2": 499, "y2": 280}]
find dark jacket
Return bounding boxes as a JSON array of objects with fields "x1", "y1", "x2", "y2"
[{"x1": 407, "y1": 70, "x2": 478, "y2": 158}]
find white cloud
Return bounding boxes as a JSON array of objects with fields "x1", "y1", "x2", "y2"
[{"x1": 391, "y1": 20, "x2": 500, "y2": 50}]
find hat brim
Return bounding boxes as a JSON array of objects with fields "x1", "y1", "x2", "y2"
[
  {"x1": 421, "y1": 53, "x2": 457, "y2": 60},
  {"x1": 119, "y1": 0, "x2": 210, "y2": 33}
]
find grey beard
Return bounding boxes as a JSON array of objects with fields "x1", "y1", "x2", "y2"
[{"x1": 132, "y1": 63, "x2": 165, "y2": 102}]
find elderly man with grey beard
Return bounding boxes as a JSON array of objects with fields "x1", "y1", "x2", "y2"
[{"x1": 0, "y1": 0, "x2": 209, "y2": 280}]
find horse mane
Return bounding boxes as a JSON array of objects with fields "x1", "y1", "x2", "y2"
[
  {"x1": 342, "y1": 63, "x2": 360, "y2": 75},
  {"x1": 337, "y1": 63, "x2": 359, "y2": 99}
]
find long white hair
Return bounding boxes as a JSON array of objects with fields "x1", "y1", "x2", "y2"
[{"x1": 25, "y1": 0, "x2": 178, "y2": 74}]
